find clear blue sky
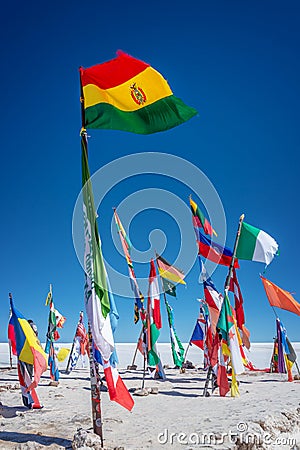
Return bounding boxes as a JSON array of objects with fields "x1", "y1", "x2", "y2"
[{"x1": 1, "y1": 1, "x2": 299, "y2": 346}]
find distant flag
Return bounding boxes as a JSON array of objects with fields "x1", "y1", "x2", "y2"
[
  {"x1": 9, "y1": 298, "x2": 47, "y2": 391},
  {"x1": 261, "y1": 276, "x2": 300, "y2": 316},
  {"x1": 190, "y1": 318, "x2": 205, "y2": 350},
  {"x1": 203, "y1": 277, "x2": 223, "y2": 335},
  {"x1": 156, "y1": 254, "x2": 186, "y2": 285},
  {"x1": 165, "y1": 299, "x2": 184, "y2": 367},
  {"x1": 57, "y1": 347, "x2": 70, "y2": 362},
  {"x1": 147, "y1": 259, "x2": 162, "y2": 367},
  {"x1": 276, "y1": 318, "x2": 297, "y2": 381},
  {"x1": 236, "y1": 221, "x2": 279, "y2": 266},
  {"x1": 162, "y1": 278, "x2": 177, "y2": 297},
  {"x1": 82, "y1": 143, "x2": 133, "y2": 410},
  {"x1": 286, "y1": 337, "x2": 297, "y2": 382},
  {"x1": 190, "y1": 196, "x2": 217, "y2": 237},
  {"x1": 45, "y1": 296, "x2": 65, "y2": 382},
  {"x1": 229, "y1": 268, "x2": 250, "y2": 349},
  {"x1": 276, "y1": 318, "x2": 286, "y2": 374},
  {"x1": 45, "y1": 290, "x2": 52, "y2": 306},
  {"x1": 67, "y1": 311, "x2": 89, "y2": 373},
  {"x1": 79, "y1": 51, "x2": 197, "y2": 135},
  {"x1": 217, "y1": 293, "x2": 244, "y2": 377},
  {"x1": 114, "y1": 209, "x2": 144, "y2": 323},
  {"x1": 197, "y1": 231, "x2": 239, "y2": 268}
]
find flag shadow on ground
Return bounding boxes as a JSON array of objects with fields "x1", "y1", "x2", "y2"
[
  {"x1": 0, "y1": 405, "x2": 27, "y2": 418},
  {"x1": 0, "y1": 431, "x2": 72, "y2": 448},
  {"x1": 159, "y1": 390, "x2": 200, "y2": 398}
]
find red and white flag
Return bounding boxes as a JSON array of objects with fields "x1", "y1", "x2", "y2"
[{"x1": 103, "y1": 360, "x2": 134, "y2": 411}]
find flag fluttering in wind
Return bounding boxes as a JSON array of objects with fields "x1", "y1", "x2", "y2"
[
  {"x1": 203, "y1": 277, "x2": 223, "y2": 335},
  {"x1": 156, "y1": 254, "x2": 186, "y2": 285},
  {"x1": 190, "y1": 196, "x2": 217, "y2": 237},
  {"x1": 273, "y1": 318, "x2": 297, "y2": 382},
  {"x1": 261, "y1": 276, "x2": 300, "y2": 316},
  {"x1": 147, "y1": 259, "x2": 162, "y2": 367},
  {"x1": 9, "y1": 298, "x2": 47, "y2": 392},
  {"x1": 165, "y1": 299, "x2": 184, "y2": 367},
  {"x1": 229, "y1": 268, "x2": 250, "y2": 349},
  {"x1": 196, "y1": 231, "x2": 239, "y2": 268},
  {"x1": 114, "y1": 209, "x2": 144, "y2": 323},
  {"x1": 79, "y1": 50, "x2": 197, "y2": 134},
  {"x1": 162, "y1": 278, "x2": 177, "y2": 297},
  {"x1": 217, "y1": 294, "x2": 244, "y2": 377},
  {"x1": 45, "y1": 296, "x2": 65, "y2": 382},
  {"x1": 82, "y1": 142, "x2": 134, "y2": 411},
  {"x1": 66, "y1": 311, "x2": 89, "y2": 373},
  {"x1": 236, "y1": 221, "x2": 278, "y2": 266}
]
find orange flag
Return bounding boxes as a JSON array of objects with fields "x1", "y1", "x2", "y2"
[{"x1": 261, "y1": 276, "x2": 300, "y2": 316}]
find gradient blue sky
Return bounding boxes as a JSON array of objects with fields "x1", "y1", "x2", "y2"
[{"x1": 1, "y1": 1, "x2": 299, "y2": 346}]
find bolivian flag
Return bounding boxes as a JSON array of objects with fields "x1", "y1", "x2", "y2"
[{"x1": 80, "y1": 51, "x2": 197, "y2": 134}]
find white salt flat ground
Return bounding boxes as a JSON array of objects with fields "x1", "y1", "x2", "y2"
[{"x1": 1, "y1": 342, "x2": 300, "y2": 371}]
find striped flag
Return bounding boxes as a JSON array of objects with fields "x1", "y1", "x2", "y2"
[
  {"x1": 190, "y1": 196, "x2": 217, "y2": 237},
  {"x1": 203, "y1": 277, "x2": 223, "y2": 335},
  {"x1": 82, "y1": 141, "x2": 133, "y2": 410},
  {"x1": 80, "y1": 51, "x2": 197, "y2": 135},
  {"x1": 156, "y1": 254, "x2": 186, "y2": 285},
  {"x1": 147, "y1": 259, "x2": 162, "y2": 367},
  {"x1": 114, "y1": 209, "x2": 144, "y2": 323},
  {"x1": 9, "y1": 298, "x2": 47, "y2": 391}
]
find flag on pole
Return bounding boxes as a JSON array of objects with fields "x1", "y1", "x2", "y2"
[
  {"x1": 45, "y1": 297, "x2": 65, "y2": 382},
  {"x1": 203, "y1": 277, "x2": 223, "y2": 335},
  {"x1": 147, "y1": 259, "x2": 162, "y2": 367},
  {"x1": 217, "y1": 294, "x2": 244, "y2": 376},
  {"x1": 162, "y1": 278, "x2": 177, "y2": 297},
  {"x1": 165, "y1": 299, "x2": 184, "y2": 367},
  {"x1": 229, "y1": 268, "x2": 250, "y2": 349},
  {"x1": 261, "y1": 276, "x2": 300, "y2": 316},
  {"x1": 82, "y1": 142, "x2": 133, "y2": 410},
  {"x1": 196, "y1": 231, "x2": 239, "y2": 268},
  {"x1": 190, "y1": 196, "x2": 217, "y2": 237},
  {"x1": 236, "y1": 221, "x2": 278, "y2": 266},
  {"x1": 79, "y1": 50, "x2": 197, "y2": 134},
  {"x1": 9, "y1": 298, "x2": 47, "y2": 391},
  {"x1": 114, "y1": 209, "x2": 144, "y2": 323},
  {"x1": 217, "y1": 344, "x2": 230, "y2": 397},
  {"x1": 156, "y1": 254, "x2": 186, "y2": 285}
]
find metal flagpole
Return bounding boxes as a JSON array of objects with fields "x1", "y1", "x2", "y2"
[{"x1": 80, "y1": 72, "x2": 103, "y2": 443}]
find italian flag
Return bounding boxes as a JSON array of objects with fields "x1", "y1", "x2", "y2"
[{"x1": 236, "y1": 221, "x2": 278, "y2": 266}]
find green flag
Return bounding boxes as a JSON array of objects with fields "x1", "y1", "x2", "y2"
[
  {"x1": 162, "y1": 278, "x2": 177, "y2": 297},
  {"x1": 165, "y1": 299, "x2": 184, "y2": 367}
]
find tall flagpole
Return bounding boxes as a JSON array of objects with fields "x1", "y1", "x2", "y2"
[
  {"x1": 224, "y1": 214, "x2": 245, "y2": 293},
  {"x1": 80, "y1": 72, "x2": 103, "y2": 444}
]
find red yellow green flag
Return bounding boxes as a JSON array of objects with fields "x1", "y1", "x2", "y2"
[{"x1": 79, "y1": 51, "x2": 197, "y2": 134}]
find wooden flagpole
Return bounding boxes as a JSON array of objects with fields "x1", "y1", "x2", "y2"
[{"x1": 80, "y1": 73, "x2": 103, "y2": 444}]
